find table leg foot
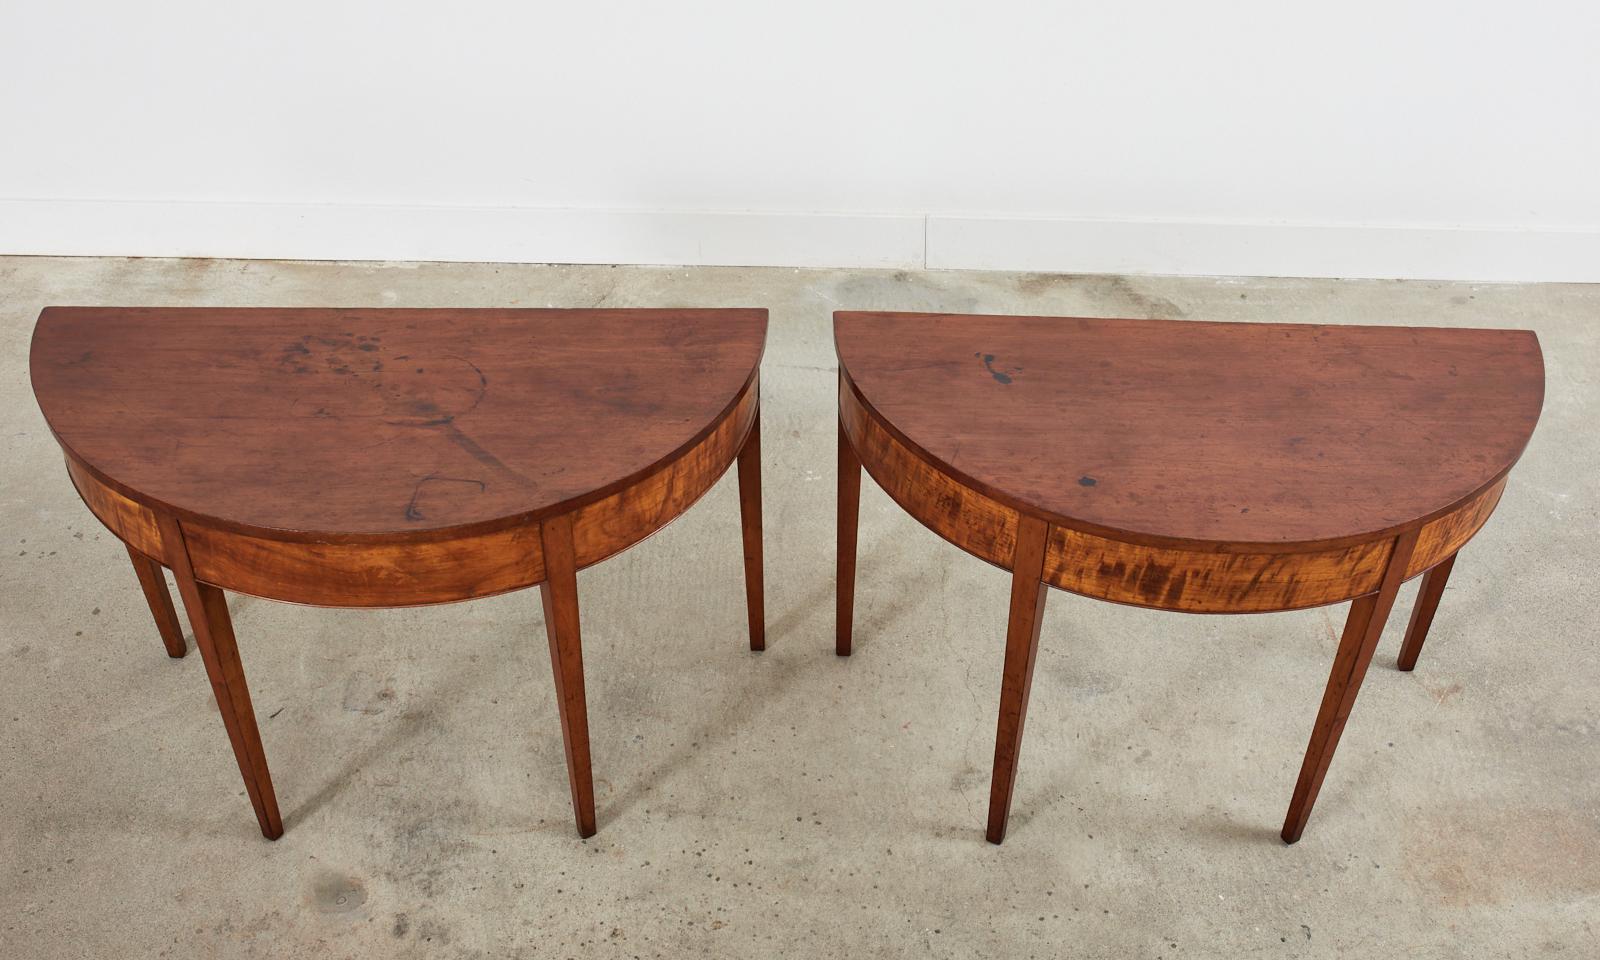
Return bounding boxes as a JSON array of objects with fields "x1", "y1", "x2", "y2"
[
  {"x1": 736, "y1": 408, "x2": 766, "y2": 652},
  {"x1": 1398, "y1": 553, "x2": 1455, "y2": 672},
  {"x1": 985, "y1": 515, "x2": 1050, "y2": 845},
  {"x1": 157, "y1": 515, "x2": 283, "y2": 839},
  {"x1": 540, "y1": 514, "x2": 597, "y2": 839},
  {"x1": 837, "y1": 411, "x2": 862, "y2": 657},
  {"x1": 126, "y1": 543, "x2": 188, "y2": 658},
  {"x1": 1281, "y1": 529, "x2": 1417, "y2": 844}
]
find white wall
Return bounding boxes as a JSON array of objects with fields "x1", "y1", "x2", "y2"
[{"x1": 3, "y1": 1, "x2": 1598, "y2": 280}]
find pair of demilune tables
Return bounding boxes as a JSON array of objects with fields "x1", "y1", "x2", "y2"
[{"x1": 29, "y1": 307, "x2": 1543, "y2": 845}]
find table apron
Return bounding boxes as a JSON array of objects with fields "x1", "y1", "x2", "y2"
[
  {"x1": 59, "y1": 380, "x2": 760, "y2": 607},
  {"x1": 838, "y1": 376, "x2": 1505, "y2": 614}
]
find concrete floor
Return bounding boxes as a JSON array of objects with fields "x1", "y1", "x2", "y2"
[{"x1": 1, "y1": 256, "x2": 1596, "y2": 959}]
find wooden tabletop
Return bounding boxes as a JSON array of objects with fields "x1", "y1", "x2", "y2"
[
  {"x1": 31, "y1": 307, "x2": 766, "y2": 542},
  {"x1": 835, "y1": 312, "x2": 1543, "y2": 548}
]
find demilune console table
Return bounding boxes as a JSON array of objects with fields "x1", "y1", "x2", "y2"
[
  {"x1": 834, "y1": 311, "x2": 1543, "y2": 844},
  {"x1": 30, "y1": 307, "x2": 768, "y2": 839}
]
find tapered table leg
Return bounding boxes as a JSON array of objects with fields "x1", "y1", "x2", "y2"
[
  {"x1": 156, "y1": 515, "x2": 283, "y2": 839},
  {"x1": 1398, "y1": 553, "x2": 1455, "y2": 672},
  {"x1": 837, "y1": 414, "x2": 862, "y2": 657},
  {"x1": 986, "y1": 515, "x2": 1051, "y2": 844},
  {"x1": 1281, "y1": 529, "x2": 1418, "y2": 843},
  {"x1": 539, "y1": 514, "x2": 597, "y2": 838},
  {"x1": 126, "y1": 544, "x2": 188, "y2": 658},
  {"x1": 736, "y1": 409, "x2": 766, "y2": 651}
]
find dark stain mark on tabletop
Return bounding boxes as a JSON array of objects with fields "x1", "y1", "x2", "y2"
[
  {"x1": 439, "y1": 422, "x2": 540, "y2": 488},
  {"x1": 280, "y1": 332, "x2": 385, "y2": 378},
  {"x1": 270, "y1": 334, "x2": 528, "y2": 510},
  {"x1": 1078, "y1": 475, "x2": 1098, "y2": 487},
  {"x1": 280, "y1": 340, "x2": 314, "y2": 375},
  {"x1": 405, "y1": 397, "x2": 452, "y2": 427},
  {"x1": 975, "y1": 352, "x2": 1019, "y2": 384}
]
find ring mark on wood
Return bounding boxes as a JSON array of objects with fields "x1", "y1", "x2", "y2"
[
  {"x1": 404, "y1": 475, "x2": 488, "y2": 522},
  {"x1": 279, "y1": 333, "x2": 490, "y2": 429}
]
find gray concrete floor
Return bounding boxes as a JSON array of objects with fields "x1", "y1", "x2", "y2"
[{"x1": 1, "y1": 256, "x2": 1596, "y2": 958}]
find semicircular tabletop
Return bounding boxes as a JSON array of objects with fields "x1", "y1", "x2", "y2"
[
  {"x1": 835, "y1": 312, "x2": 1543, "y2": 548},
  {"x1": 32, "y1": 307, "x2": 766, "y2": 541}
]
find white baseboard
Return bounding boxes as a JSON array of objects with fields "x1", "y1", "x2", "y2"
[
  {"x1": 4, "y1": 198, "x2": 1598, "y2": 282},
  {"x1": 928, "y1": 215, "x2": 1600, "y2": 283},
  {"x1": 0, "y1": 199, "x2": 927, "y2": 270}
]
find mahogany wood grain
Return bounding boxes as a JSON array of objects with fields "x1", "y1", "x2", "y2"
[
  {"x1": 66, "y1": 457, "x2": 162, "y2": 559},
  {"x1": 126, "y1": 545, "x2": 187, "y2": 658},
  {"x1": 839, "y1": 375, "x2": 1018, "y2": 570},
  {"x1": 1407, "y1": 481, "x2": 1502, "y2": 578},
  {"x1": 835, "y1": 311, "x2": 1543, "y2": 844},
  {"x1": 836, "y1": 409, "x2": 862, "y2": 657},
  {"x1": 985, "y1": 515, "x2": 1050, "y2": 844},
  {"x1": 158, "y1": 513, "x2": 283, "y2": 839},
  {"x1": 1282, "y1": 529, "x2": 1419, "y2": 843},
  {"x1": 1043, "y1": 526, "x2": 1392, "y2": 613},
  {"x1": 33, "y1": 308, "x2": 767, "y2": 542},
  {"x1": 32, "y1": 306, "x2": 767, "y2": 840},
  {"x1": 182, "y1": 520, "x2": 547, "y2": 608},
  {"x1": 539, "y1": 514, "x2": 596, "y2": 838},
  {"x1": 1398, "y1": 554, "x2": 1456, "y2": 672},
  {"x1": 569, "y1": 378, "x2": 758, "y2": 571},
  {"x1": 736, "y1": 409, "x2": 766, "y2": 651},
  {"x1": 836, "y1": 312, "x2": 1542, "y2": 550}
]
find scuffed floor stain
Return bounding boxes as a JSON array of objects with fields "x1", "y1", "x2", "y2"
[
  {"x1": 1404, "y1": 807, "x2": 1600, "y2": 907},
  {"x1": 1421, "y1": 680, "x2": 1464, "y2": 706},
  {"x1": 342, "y1": 672, "x2": 399, "y2": 715},
  {"x1": 1088, "y1": 275, "x2": 1189, "y2": 319},
  {"x1": 307, "y1": 872, "x2": 368, "y2": 915}
]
